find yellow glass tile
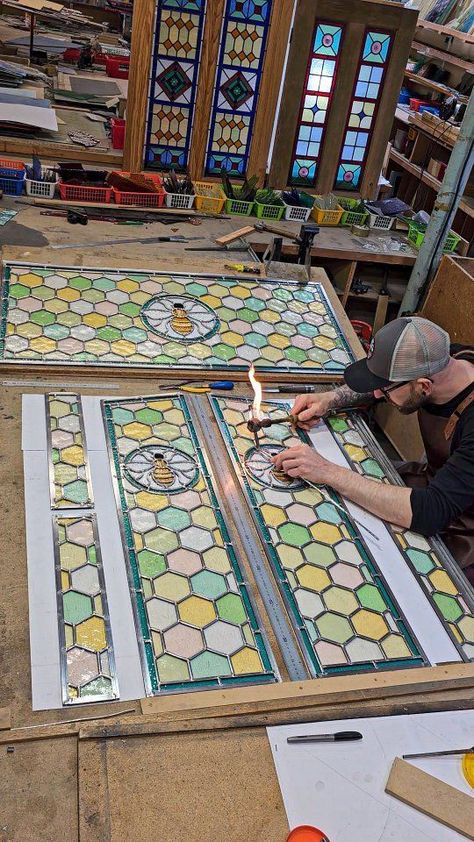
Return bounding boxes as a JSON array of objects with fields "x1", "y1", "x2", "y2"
[
  {"x1": 136, "y1": 491, "x2": 169, "y2": 512},
  {"x1": 65, "y1": 624, "x2": 74, "y2": 648},
  {"x1": 152, "y1": 631, "x2": 163, "y2": 657},
  {"x1": 117, "y1": 278, "x2": 139, "y2": 293},
  {"x1": 296, "y1": 564, "x2": 330, "y2": 591},
  {"x1": 179, "y1": 595, "x2": 216, "y2": 627},
  {"x1": 83, "y1": 312, "x2": 107, "y2": 328},
  {"x1": 133, "y1": 532, "x2": 144, "y2": 551},
  {"x1": 111, "y1": 339, "x2": 136, "y2": 357},
  {"x1": 261, "y1": 504, "x2": 287, "y2": 527},
  {"x1": 260, "y1": 310, "x2": 279, "y2": 324},
  {"x1": 345, "y1": 445, "x2": 367, "y2": 462},
  {"x1": 201, "y1": 295, "x2": 220, "y2": 308},
  {"x1": 221, "y1": 331, "x2": 245, "y2": 347},
  {"x1": 352, "y1": 609, "x2": 388, "y2": 641},
  {"x1": 212, "y1": 528, "x2": 223, "y2": 545},
  {"x1": 61, "y1": 570, "x2": 69, "y2": 591},
  {"x1": 123, "y1": 422, "x2": 152, "y2": 441},
  {"x1": 94, "y1": 595, "x2": 103, "y2": 615},
  {"x1": 429, "y1": 569, "x2": 458, "y2": 596},
  {"x1": 68, "y1": 685, "x2": 78, "y2": 698},
  {"x1": 310, "y1": 522, "x2": 342, "y2": 545},
  {"x1": 30, "y1": 337, "x2": 56, "y2": 354},
  {"x1": 382, "y1": 634, "x2": 412, "y2": 659},
  {"x1": 6, "y1": 323, "x2": 14, "y2": 335},
  {"x1": 314, "y1": 336, "x2": 336, "y2": 351},
  {"x1": 448, "y1": 622, "x2": 462, "y2": 643},
  {"x1": 149, "y1": 400, "x2": 172, "y2": 411},
  {"x1": 57, "y1": 287, "x2": 80, "y2": 301},
  {"x1": 75, "y1": 616, "x2": 106, "y2": 651},
  {"x1": 61, "y1": 445, "x2": 85, "y2": 467},
  {"x1": 269, "y1": 334, "x2": 289, "y2": 349},
  {"x1": 231, "y1": 647, "x2": 263, "y2": 674},
  {"x1": 20, "y1": 272, "x2": 43, "y2": 287}
]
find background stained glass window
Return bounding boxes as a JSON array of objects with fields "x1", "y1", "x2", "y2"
[
  {"x1": 205, "y1": 0, "x2": 273, "y2": 177},
  {"x1": 144, "y1": 0, "x2": 206, "y2": 170},
  {"x1": 103, "y1": 395, "x2": 276, "y2": 693},
  {"x1": 288, "y1": 22, "x2": 343, "y2": 188},
  {"x1": 212, "y1": 396, "x2": 424, "y2": 676},
  {"x1": 334, "y1": 30, "x2": 392, "y2": 190}
]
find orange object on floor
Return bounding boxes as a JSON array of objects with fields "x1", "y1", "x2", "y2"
[{"x1": 287, "y1": 826, "x2": 330, "y2": 842}]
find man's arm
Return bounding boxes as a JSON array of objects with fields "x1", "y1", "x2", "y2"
[
  {"x1": 272, "y1": 444, "x2": 413, "y2": 528},
  {"x1": 293, "y1": 385, "x2": 376, "y2": 430}
]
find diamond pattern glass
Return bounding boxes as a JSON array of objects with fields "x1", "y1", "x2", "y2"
[
  {"x1": 0, "y1": 264, "x2": 355, "y2": 375},
  {"x1": 289, "y1": 22, "x2": 343, "y2": 188},
  {"x1": 46, "y1": 393, "x2": 93, "y2": 509},
  {"x1": 54, "y1": 515, "x2": 117, "y2": 704},
  {"x1": 205, "y1": 0, "x2": 273, "y2": 176},
  {"x1": 334, "y1": 29, "x2": 392, "y2": 191},
  {"x1": 145, "y1": 0, "x2": 206, "y2": 170},
  {"x1": 212, "y1": 397, "x2": 424, "y2": 675},
  {"x1": 328, "y1": 413, "x2": 474, "y2": 661},
  {"x1": 103, "y1": 395, "x2": 276, "y2": 693}
]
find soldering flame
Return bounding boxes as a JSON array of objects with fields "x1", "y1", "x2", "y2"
[{"x1": 249, "y1": 364, "x2": 263, "y2": 420}]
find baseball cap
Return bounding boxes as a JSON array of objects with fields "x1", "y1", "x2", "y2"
[{"x1": 344, "y1": 317, "x2": 451, "y2": 392}]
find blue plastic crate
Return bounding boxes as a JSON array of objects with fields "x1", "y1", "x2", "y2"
[
  {"x1": 0, "y1": 173, "x2": 25, "y2": 195},
  {"x1": 0, "y1": 166, "x2": 25, "y2": 180}
]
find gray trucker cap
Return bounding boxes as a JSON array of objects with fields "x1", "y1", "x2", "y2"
[{"x1": 344, "y1": 317, "x2": 451, "y2": 392}]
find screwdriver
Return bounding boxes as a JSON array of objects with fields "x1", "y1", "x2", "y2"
[
  {"x1": 263, "y1": 385, "x2": 314, "y2": 394},
  {"x1": 158, "y1": 380, "x2": 234, "y2": 392}
]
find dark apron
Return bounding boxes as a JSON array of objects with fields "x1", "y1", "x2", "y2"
[{"x1": 399, "y1": 390, "x2": 474, "y2": 583}]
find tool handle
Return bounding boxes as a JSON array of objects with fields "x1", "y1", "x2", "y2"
[
  {"x1": 210, "y1": 381, "x2": 234, "y2": 390},
  {"x1": 278, "y1": 385, "x2": 314, "y2": 394},
  {"x1": 334, "y1": 731, "x2": 363, "y2": 741}
]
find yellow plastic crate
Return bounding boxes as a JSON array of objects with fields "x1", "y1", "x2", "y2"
[
  {"x1": 311, "y1": 202, "x2": 343, "y2": 226},
  {"x1": 194, "y1": 181, "x2": 226, "y2": 214}
]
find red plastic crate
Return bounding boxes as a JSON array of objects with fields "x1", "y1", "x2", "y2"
[
  {"x1": 58, "y1": 181, "x2": 112, "y2": 203},
  {"x1": 105, "y1": 55, "x2": 130, "y2": 79},
  {"x1": 110, "y1": 117, "x2": 126, "y2": 150},
  {"x1": 111, "y1": 171, "x2": 164, "y2": 207},
  {"x1": 63, "y1": 47, "x2": 81, "y2": 62},
  {"x1": 94, "y1": 51, "x2": 108, "y2": 65}
]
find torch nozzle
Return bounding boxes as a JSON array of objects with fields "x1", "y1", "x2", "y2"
[{"x1": 247, "y1": 413, "x2": 297, "y2": 434}]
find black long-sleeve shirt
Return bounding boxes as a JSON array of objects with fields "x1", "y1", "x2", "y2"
[{"x1": 410, "y1": 346, "x2": 474, "y2": 536}]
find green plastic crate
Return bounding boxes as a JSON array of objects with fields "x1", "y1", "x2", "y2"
[
  {"x1": 340, "y1": 209, "x2": 369, "y2": 226},
  {"x1": 254, "y1": 200, "x2": 284, "y2": 221},
  {"x1": 407, "y1": 222, "x2": 461, "y2": 254},
  {"x1": 225, "y1": 197, "x2": 254, "y2": 217}
]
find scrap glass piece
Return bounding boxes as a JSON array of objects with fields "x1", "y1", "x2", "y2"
[
  {"x1": 205, "y1": 0, "x2": 273, "y2": 176},
  {"x1": 103, "y1": 394, "x2": 276, "y2": 693},
  {"x1": 46, "y1": 393, "x2": 93, "y2": 509},
  {"x1": 144, "y1": 0, "x2": 207, "y2": 170},
  {"x1": 212, "y1": 396, "x2": 424, "y2": 675},
  {"x1": 0, "y1": 264, "x2": 355, "y2": 376},
  {"x1": 334, "y1": 29, "x2": 392, "y2": 191},
  {"x1": 328, "y1": 413, "x2": 474, "y2": 662},
  {"x1": 54, "y1": 515, "x2": 117, "y2": 704},
  {"x1": 288, "y1": 22, "x2": 343, "y2": 187}
]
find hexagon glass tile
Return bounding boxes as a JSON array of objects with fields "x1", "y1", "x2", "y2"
[
  {"x1": 54, "y1": 515, "x2": 117, "y2": 704},
  {"x1": 211, "y1": 396, "x2": 424, "y2": 675},
  {"x1": 103, "y1": 394, "x2": 276, "y2": 693},
  {"x1": 328, "y1": 413, "x2": 474, "y2": 661},
  {"x1": 0, "y1": 264, "x2": 354, "y2": 375},
  {"x1": 46, "y1": 393, "x2": 93, "y2": 509}
]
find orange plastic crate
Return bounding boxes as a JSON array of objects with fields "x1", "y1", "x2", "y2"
[
  {"x1": 58, "y1": 182, "x2": 112, "y2": 203},
  {"x1": 110, "y1": 171, "x2": 164, "y2": 207}
]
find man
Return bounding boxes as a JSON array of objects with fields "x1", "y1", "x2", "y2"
[{"x1": 272, "y1": 316, "x2": 474, "y2": 582}]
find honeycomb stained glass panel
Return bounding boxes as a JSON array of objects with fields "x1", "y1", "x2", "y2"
[
  {"x1": 328, "y1": 414, "x2": 474, "y2": 661},
  {"x1": 46, "y1": 393, "x2": 93, "y2": 509},
  {"x1": 144, "y1": 0, "x2": 206, "y2": 171},
  {"x1": 103, "y1": 395, "x2": 276, "y2": 693},
  {"x1": 289, "y1": 22, "x2": 343, "y2": 188},
  {"x1": 334, "y1": 30, "x2": 392, "y2": 190},
  {"x1": 0, "y1": 264, "x2": 354, "y2": 375},
  {"x1": 212, "y1": 396, "x2": 424, "y2": 675},
  {"x1": 205, "y1": 0, "x2": 273, "y2": 176},
  {"x1": 54, "y1": 515, "x2": 117, "y2": 704}
]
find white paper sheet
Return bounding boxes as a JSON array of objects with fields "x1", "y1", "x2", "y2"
[
  {"x1": 268, "y1": 710, "x2": 474, "y2": 842},
  {"x1": 0, "y1": 102, "x2": 58, "y2": 132}
]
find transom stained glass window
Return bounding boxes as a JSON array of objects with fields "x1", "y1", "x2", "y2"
[
  {"x1": 144, "y1": 0, "x2": 207, "y2": 171},
  {"x1": 205, "y1": 0, "x2": 273, "y2": 176},
  {"x1": 289, "y1": 22, "x2": 343, "y2": 188},
  {"x1": 334, "y1": 30, "x2": 392, "y2": 190}
]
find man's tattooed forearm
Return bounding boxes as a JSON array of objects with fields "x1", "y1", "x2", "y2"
[{"x1": 326, "y1": 384, "x2": 375, "y2": 410}]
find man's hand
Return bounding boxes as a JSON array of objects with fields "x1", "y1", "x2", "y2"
[
  {"x1": 272, "y1": 443, "x2": 332, "y2": 483},
  {"x1": 291, "y1": 392, "x2": 334, "y2": 430}
]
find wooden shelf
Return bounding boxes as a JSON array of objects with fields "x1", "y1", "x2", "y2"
[
  {"x1": 416, "y1": 19, "x2": 474, "y2": 46},
  {"x1": 389, "y1": 147, "x2": 474, "y2": 218},
  {"x1": 408, "y1": 113, "x2": 458, "y2": 149},
  {"x1": 404, "y1": 70, "x2": 468, "y2": 102},
  {"x1": 411, "y1": 39, "x2": 473, "y2": 73}
]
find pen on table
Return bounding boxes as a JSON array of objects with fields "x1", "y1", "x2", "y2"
[{"x1": 287, "y1": 731, "x2": 363, "y2": 744}]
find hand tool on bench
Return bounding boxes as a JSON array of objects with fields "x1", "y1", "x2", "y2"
[
  {"x1": 216, "y1": 221, "x2": 319, "y2": 281},
  {"x1": 51, "y1": 235, "x2": 205, "y2": 250}
]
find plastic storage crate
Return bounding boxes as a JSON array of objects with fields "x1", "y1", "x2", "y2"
[
  {"x1": 0, "y1": 171, "x2": 25, "y2": 195},
  {"x1": 110, "y1": 117, "x2": 126, "y2": 150},
  {"x1": 254, "y1": 200, "x2": 284, "y2": 221},
  {"x1": 282, "y1": 193, "x2": 314, "y2": 222},
  {"x1": 59, "y1": 181, "x2": 112, "y2": 203},
  {"x1": 25, "y1": 167, "x2": 58, "y2": 198},
  {"x1": 311, "y1": 200, "x2": 343, "y2": 226},
  {"x1": 367, "y1": 213, "x2": 395, "y2": 231},
  {"x1": 0, "y1": 158, "x2": 25, "y2": 179},
  {"x1": 105, "y1": 56, "x2": 129, "y2": 79},
  {"x1": 111, "y1": 171, "x2": 164, "y2": 207},
  {"x1": 339, "y1": 198, "x2": 369, "y2": 227},
  {"x1": 164, "y1": 191, "x2": 195, "y2": 209},
  {"x1": 407, "y1": 222, "x2": 461, "y2": 254},
  {"x1": 193, "y1": 182, "x2": 226, "y2": 214},
  {"x1": 225, "y1": 197, "x2": 254, "y2": 217}
]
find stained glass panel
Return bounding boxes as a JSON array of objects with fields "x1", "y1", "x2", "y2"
[
  {"x1": 144, "y1": 0, "x2": 206, "y2": 171},
  {"x1": 0, "y1": 264, "x2": 355, "y2": 375},
  {"x1": 328, "y1": 413, "x2": 474, "y2": 661},
  {"x1": 334, "y1": 29, "x2": 392, "y2": 191},
  {"x1": 103, "y1": 395, "x2": 276, "y2": 693},
  {"x1": 212, "y1": 396, "x2": 424, "y2": 675},
  {"x1": 46, "y1": 393, "x2": 93, "y2": 509},
  {"x1": 205, "y1": 0, "x2": 273, "y2": 176},
  {"x1": 289, "y1": 22, "x2": 343, "y2": 188},
  {"x1": 54, "y1": 515, "x2": 117, "y2": 704}
]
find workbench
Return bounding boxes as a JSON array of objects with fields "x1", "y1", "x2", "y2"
[{"x1": 1, "y1": 205, "x2": 472, "y2": 842}]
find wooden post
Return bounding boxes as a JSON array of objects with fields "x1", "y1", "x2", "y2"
[{"x1": 123, "y1": 0, "x2": 156, "y2": 172}]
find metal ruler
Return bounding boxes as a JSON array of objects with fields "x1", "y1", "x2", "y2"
[
  {"x1": 188, "y1": 394, "x2": 308, "y2": 681},
  {"x1": 1, "y1": 379, "x2": 120, "y2": 389}
]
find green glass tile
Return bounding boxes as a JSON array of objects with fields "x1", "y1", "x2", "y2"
[
  {"x1": 119, "y1": 302, "x2": 142, "y2": 316},
  {"x1": 213, "y1": 343, "x2": 235, "y2": 361},
  {"x1": 278, "y1": 523, "x2": 310, "y2": 547},
  {"x1": 360, "y1": 458, "x2": 385, "y2": 478},
  {"x1": 30, "y1": 310, "x2": 55, "y2": 326},
  {"x1": 356, "y1": 584, "x2": 387, "y2": 612},
  {"x1": 138, "y1": 550, "x2": 166, "y2": 578},
  {"x1": 63, "y1": 480, "x2": 89, "y2": 504},
  {"x1": 44, "y1": 324, "x2": 70, "y2": 340},
  {"x1": 109, "y1": 314, "x2": 132, "y2": 329},
  {"x1": 69, "y1": 277, "x2": 92, "y2": 290},
  {"x1": 157, "y1": 507, "x2": 191, "y2": 531},
  {"x1": 191, "y1": 570, "x2": 227, "y2": 599},
  {"x1": 63, "y1": 590, "x2": 92, "y2": 624},
  {"x1": 135, "y1": 408, "x2": 163, "y2": 424},
  {"x1": 239, "y1": 308, "x2": 258, "y2": 323},
  {"x1": 80, "y1": 676, "x2": 112, "y2": 697},
  {"x1": 9, "y1": 283, "x2": 29, "y2": 298},
  {"x1": 186, "y1": 282, "x2": 207, "y2": 296},
  {"x1": 406, "y1": 548, "x2": 435, "y2": 575},
  {"x1": 216, "y1": 593, "x2": 246, "y2": 624},
  {"x1": 433, "y1": 592, "x2": 463, "y2": 622},
  {"x1": 97, "y1": 326, "x2": 122, "y2": 342},
  {"x1": 157, "y1": 654, "x2": 190, "y2": 683},
  {"x1": 285, "y1": 347, "x2": 306, "y2": 363},
  {"x1": 123, "y1": 327, "x2": 148, "y2": 343},
  {"x1": 92, "y1": 277, "x2": 116, "y2": 291},
  {"x1": 190, "y1": 651, "x2": 231, "y2": 679},
  {"x1": 82, "y1": 289, "x2": 105, "y2": 304},
  {"x1": 328, "y1": 417, "x2": 348, "y2": 433},
  {"x1": 317, "y1": 611, "x2": 352, "y2": 644}
]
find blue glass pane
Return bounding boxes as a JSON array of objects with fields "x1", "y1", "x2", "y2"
[
  {"x1": 363, "y1": 31, "x2": 391, "y2": 63},
  {"x1": 291, "y1": 159, "x2": 317, "y2": 185},
  {"x1": 335, "y1": 164, "x2": 361, "y2": 189},
  {"x1": 229, "y1": 0, "x2": 270, "y2": 23},
  {"x1": 313, "y1": 24, "x2": 342, "y2": 57}
]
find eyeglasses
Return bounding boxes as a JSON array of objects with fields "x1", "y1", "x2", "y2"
[{"x1": 379, "y1": 380, "x2": 411, "y2": 398}]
